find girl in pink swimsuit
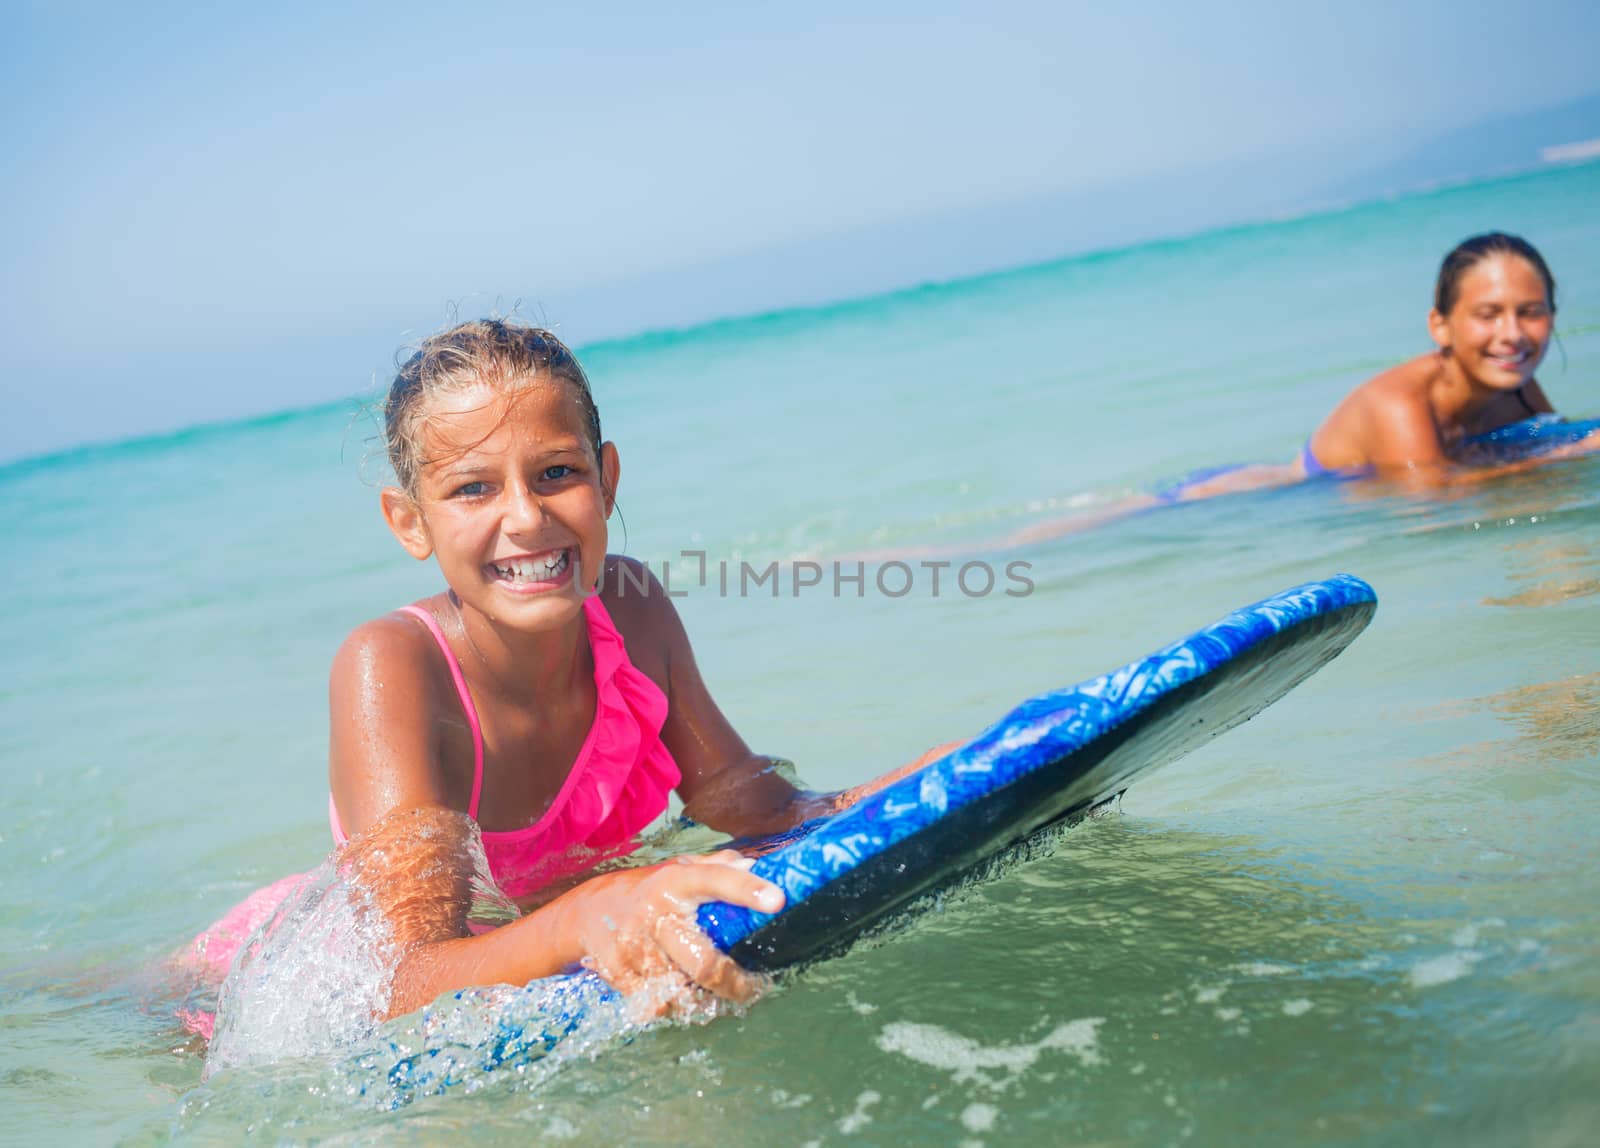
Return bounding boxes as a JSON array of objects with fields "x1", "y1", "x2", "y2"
[{"x1": 183, "y1": 319, "x2": 944, "y2": 1038}]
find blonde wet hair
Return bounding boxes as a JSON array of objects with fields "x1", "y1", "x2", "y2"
[{"x1": 384, "y1": 319, "x2": 601, "y2": 494}]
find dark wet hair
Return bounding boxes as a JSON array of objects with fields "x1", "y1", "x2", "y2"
[
  {"x1": 385, "y1": 319, "x2": 601, "y2": 493},
  {"x1": 1435, "y1": 232, "x2": 1557, "y2": 316}
]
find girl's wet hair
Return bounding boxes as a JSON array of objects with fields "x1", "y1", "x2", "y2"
[
  {"x1": 1435, "y1": 232, "x2": 1557, "y2": 316},
  {"x1": 385, "y1": 319, "x2": 601, "y2": 493}
]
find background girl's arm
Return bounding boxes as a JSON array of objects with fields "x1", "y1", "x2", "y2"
[
  {"x1": 1363, "y1": 389, "x2": 1598, "y2": 488},
  {"x1": 1408, "y1": 430, "x2": 1600, "y2": 488},
  {"x1": 327, "y1": 617, "x2": 780, "y2": 1018}
]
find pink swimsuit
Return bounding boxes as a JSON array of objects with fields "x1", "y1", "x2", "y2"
[
  {"x1": 181, "y1": 595, "x2": 679, "y2": 1037},
  {"x1": 328, "y1": 596, "x2": 681, "y2": 899}
]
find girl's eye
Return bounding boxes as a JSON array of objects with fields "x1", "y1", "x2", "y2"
[
  {"x1": 541, "y1": 465, "x2": 574, "y2": 481},
  {"x1": 454, "y1": 481, "x2": 489, "y2": 497}
]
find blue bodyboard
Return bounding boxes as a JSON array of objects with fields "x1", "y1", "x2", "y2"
[
  {"x1": 376, "y1": 574, "x2": 1377, "y2": 1100},
  {"x1": 697, "y1": 573, "x2": 1376, "y2": 969},
  {"x1": 1456, "y1": 414, "x2": 1600, "y2": 464}
]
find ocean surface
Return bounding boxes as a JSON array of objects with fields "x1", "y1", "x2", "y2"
[{"x1": 2, "y1": 161, "x2": 1597, "y2": 1146}]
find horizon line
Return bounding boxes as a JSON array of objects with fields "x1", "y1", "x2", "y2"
[{"x1": 5, "y1": 155, "x2": 1596, "y2": 479}]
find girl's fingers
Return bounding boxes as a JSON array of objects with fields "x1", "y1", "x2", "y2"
[
  {"x1": 578, "y1": 853, "x2": 783, "y2": 1007},
  {"x1": 653, "y1": 913, "x2": 765, "y2": 1004},
  {"x1": 650, "y1": 858, "x2": 785, "y2": 916}
]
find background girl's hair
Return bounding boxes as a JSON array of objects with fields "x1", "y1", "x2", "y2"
[
  {"x1": 1435, "y1": 232, "x2": 1557, "y2": 316},
  {"x1": 385, "y1": 319, "x2": 601, "y2": 492}
]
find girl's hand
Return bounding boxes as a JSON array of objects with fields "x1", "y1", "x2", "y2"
[
  {"x1": 831, "y1": 740, "x2": 966, "y2": 813},
  {"x1": 562, "y1": 850, "x2": 784, "y2": 1018}
]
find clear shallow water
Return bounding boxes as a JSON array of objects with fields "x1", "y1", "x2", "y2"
[{"x1": 2, "y1": 161, "x2": 1598, "y2": 1145}]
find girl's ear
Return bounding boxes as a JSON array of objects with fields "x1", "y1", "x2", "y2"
[
  {"x1": 1427, "y1": 307, "x2": 1451, "y2": 353},
  {"x1": 381, "y1": 487, "x2": 434, "y2": 560},
  {"x1": 600, "y1": 441, "x2": 621, "y2": 517}
]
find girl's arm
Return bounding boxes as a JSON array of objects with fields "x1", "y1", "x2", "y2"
[
  {"x1": 328, "y1": 617, "x2": 782, "y2": 1019},
  {"x1": 618, "y1": 567, "x2": 958, "y2": 836},
  {"x1": 1360, "y1": 392, "x2": 1599, "y2": 488},
  {"x1": 346, "y1": 808, "x2": 779, "y2": 1019},
  {"x1": 1394, "y1": 430, "x2": 1600, "y2": 489}
]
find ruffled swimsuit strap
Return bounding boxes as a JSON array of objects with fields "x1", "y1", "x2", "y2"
[
  {"x1": 468, "y1": 595, "x2": 681, "y2": 899},
  {"x1": 396, "y1": 604, "x2": 486, "y2": 819}
]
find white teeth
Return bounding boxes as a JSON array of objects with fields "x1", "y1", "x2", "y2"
[{"x1": 492, "y1": 550, "x2": 570, "y2": 583}]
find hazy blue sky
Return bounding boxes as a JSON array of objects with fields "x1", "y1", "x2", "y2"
[{"x1": 4, "y1": 0, "x2": 1599, "y2": 460}]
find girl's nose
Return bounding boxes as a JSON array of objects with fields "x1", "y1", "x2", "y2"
[{"x1": 502, "y1": 481, "x2": 547, "y2": 532}]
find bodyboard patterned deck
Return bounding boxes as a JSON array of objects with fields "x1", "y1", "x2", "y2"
[
  {"x1": 373, "y1": 574, "x2": 1377, "y2": 1102},
  {"x1": 698, "y1": 573, "x2": 1376, "y2": 969}
]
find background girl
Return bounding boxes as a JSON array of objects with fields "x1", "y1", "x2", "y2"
[
  {"x1": 1298, "y1": 231, "x2": 1571, "y2": 477},
  {"x1": 1005, "y1": 232, "x2": 1594, "y2": 539}
]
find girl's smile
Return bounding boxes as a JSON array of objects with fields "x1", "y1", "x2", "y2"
[{"x1": 486, "y1": 547, "x2": 575, "y2": 592}]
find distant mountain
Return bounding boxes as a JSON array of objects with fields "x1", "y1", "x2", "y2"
[{"x1": 1322, "y1": 90, "x2": 1600, "y2": 203}]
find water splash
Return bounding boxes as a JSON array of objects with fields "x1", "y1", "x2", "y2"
[
  {"x1": 205, "y1": 809, "x2": 519, "y2": 1077},
  {"x1": 198, "y1": 809, "x2": 750, "y2": 1106}
]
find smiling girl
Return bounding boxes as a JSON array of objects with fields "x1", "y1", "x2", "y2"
[
  {"x1": 1124, "y1": 233, "x2": 1592, "y2": 510},
  {"x1": 938, "y1": 234, "x2": 1592, "y2": 551},
  {"x1": 1298, "y1": 232, "x2": 1567, "y2": 477},
  {"x1": 185, "y1": 320, "x2": 946, "y2": 1034}
]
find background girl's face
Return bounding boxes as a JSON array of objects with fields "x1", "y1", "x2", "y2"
[
  {"x1": 1431, "y1": 253, "x2": 1554, "y2": 391},
  {"x1": 401, "y1": 380, "x2": 617, "y2": 630}
]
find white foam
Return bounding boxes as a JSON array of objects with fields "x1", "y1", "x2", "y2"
[
  {"x1": 1281, "y1": 999, "x2": 1313, "y2": 1017},
  {"x1": 1451, "y1": 918, "x2": 1505, "y2": 948},
  {"x1": 962, "y1": 1102, "x2": 999, "y2": 1132},
  {"x1": 1233, "y1": 961, "x2": 1295, "y2": 977},
  {"x1": 542, "y1": 1117, "x2": 579, "y2": 1140},
  {"x1": 1409, "y1": 951, "x2": 1482, "y2": 988},
  {"x1": 876, "y1": 1018, "x2": 1104, "y2": 1090},
  {"x1": 839, "y1": 1090, "x2": 881, "y2": 1134},
  {"x1": 845, "y1": 991, "x2": 878, "y2": 1015}
]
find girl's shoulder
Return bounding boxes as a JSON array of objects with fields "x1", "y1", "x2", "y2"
[
  {"x1": 1360, "y1": 353, "x2": 1438, "y2": 403},
  {"x1": 1342, "y1": 354, "x2": 1442, "y2": 435},
  {"x1": 1312, "y1": 355, "x2": 1440, "y2": 469},
  {"x1": 330, "y1": 596, "x2": 455, "y2": 701},
  {"x1": 328, "y1": 598, "x2": 469, "y2": 837}
]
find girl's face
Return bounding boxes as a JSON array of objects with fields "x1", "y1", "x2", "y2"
[
  {"x1": 1429, "y1": 254, "x2": 1554, "y2": 391},
  {"x1": 383, "y1": 381, "x2": 619, "y2": 632}
]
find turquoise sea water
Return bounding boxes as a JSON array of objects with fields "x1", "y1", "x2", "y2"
[{"x1": 2, "y1": 161, "x2": 1598, "y2": 1145}]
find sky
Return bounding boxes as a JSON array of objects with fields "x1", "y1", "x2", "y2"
[{"x1": 4, "y1": 0, "x2": 1600, "y2": 462}]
